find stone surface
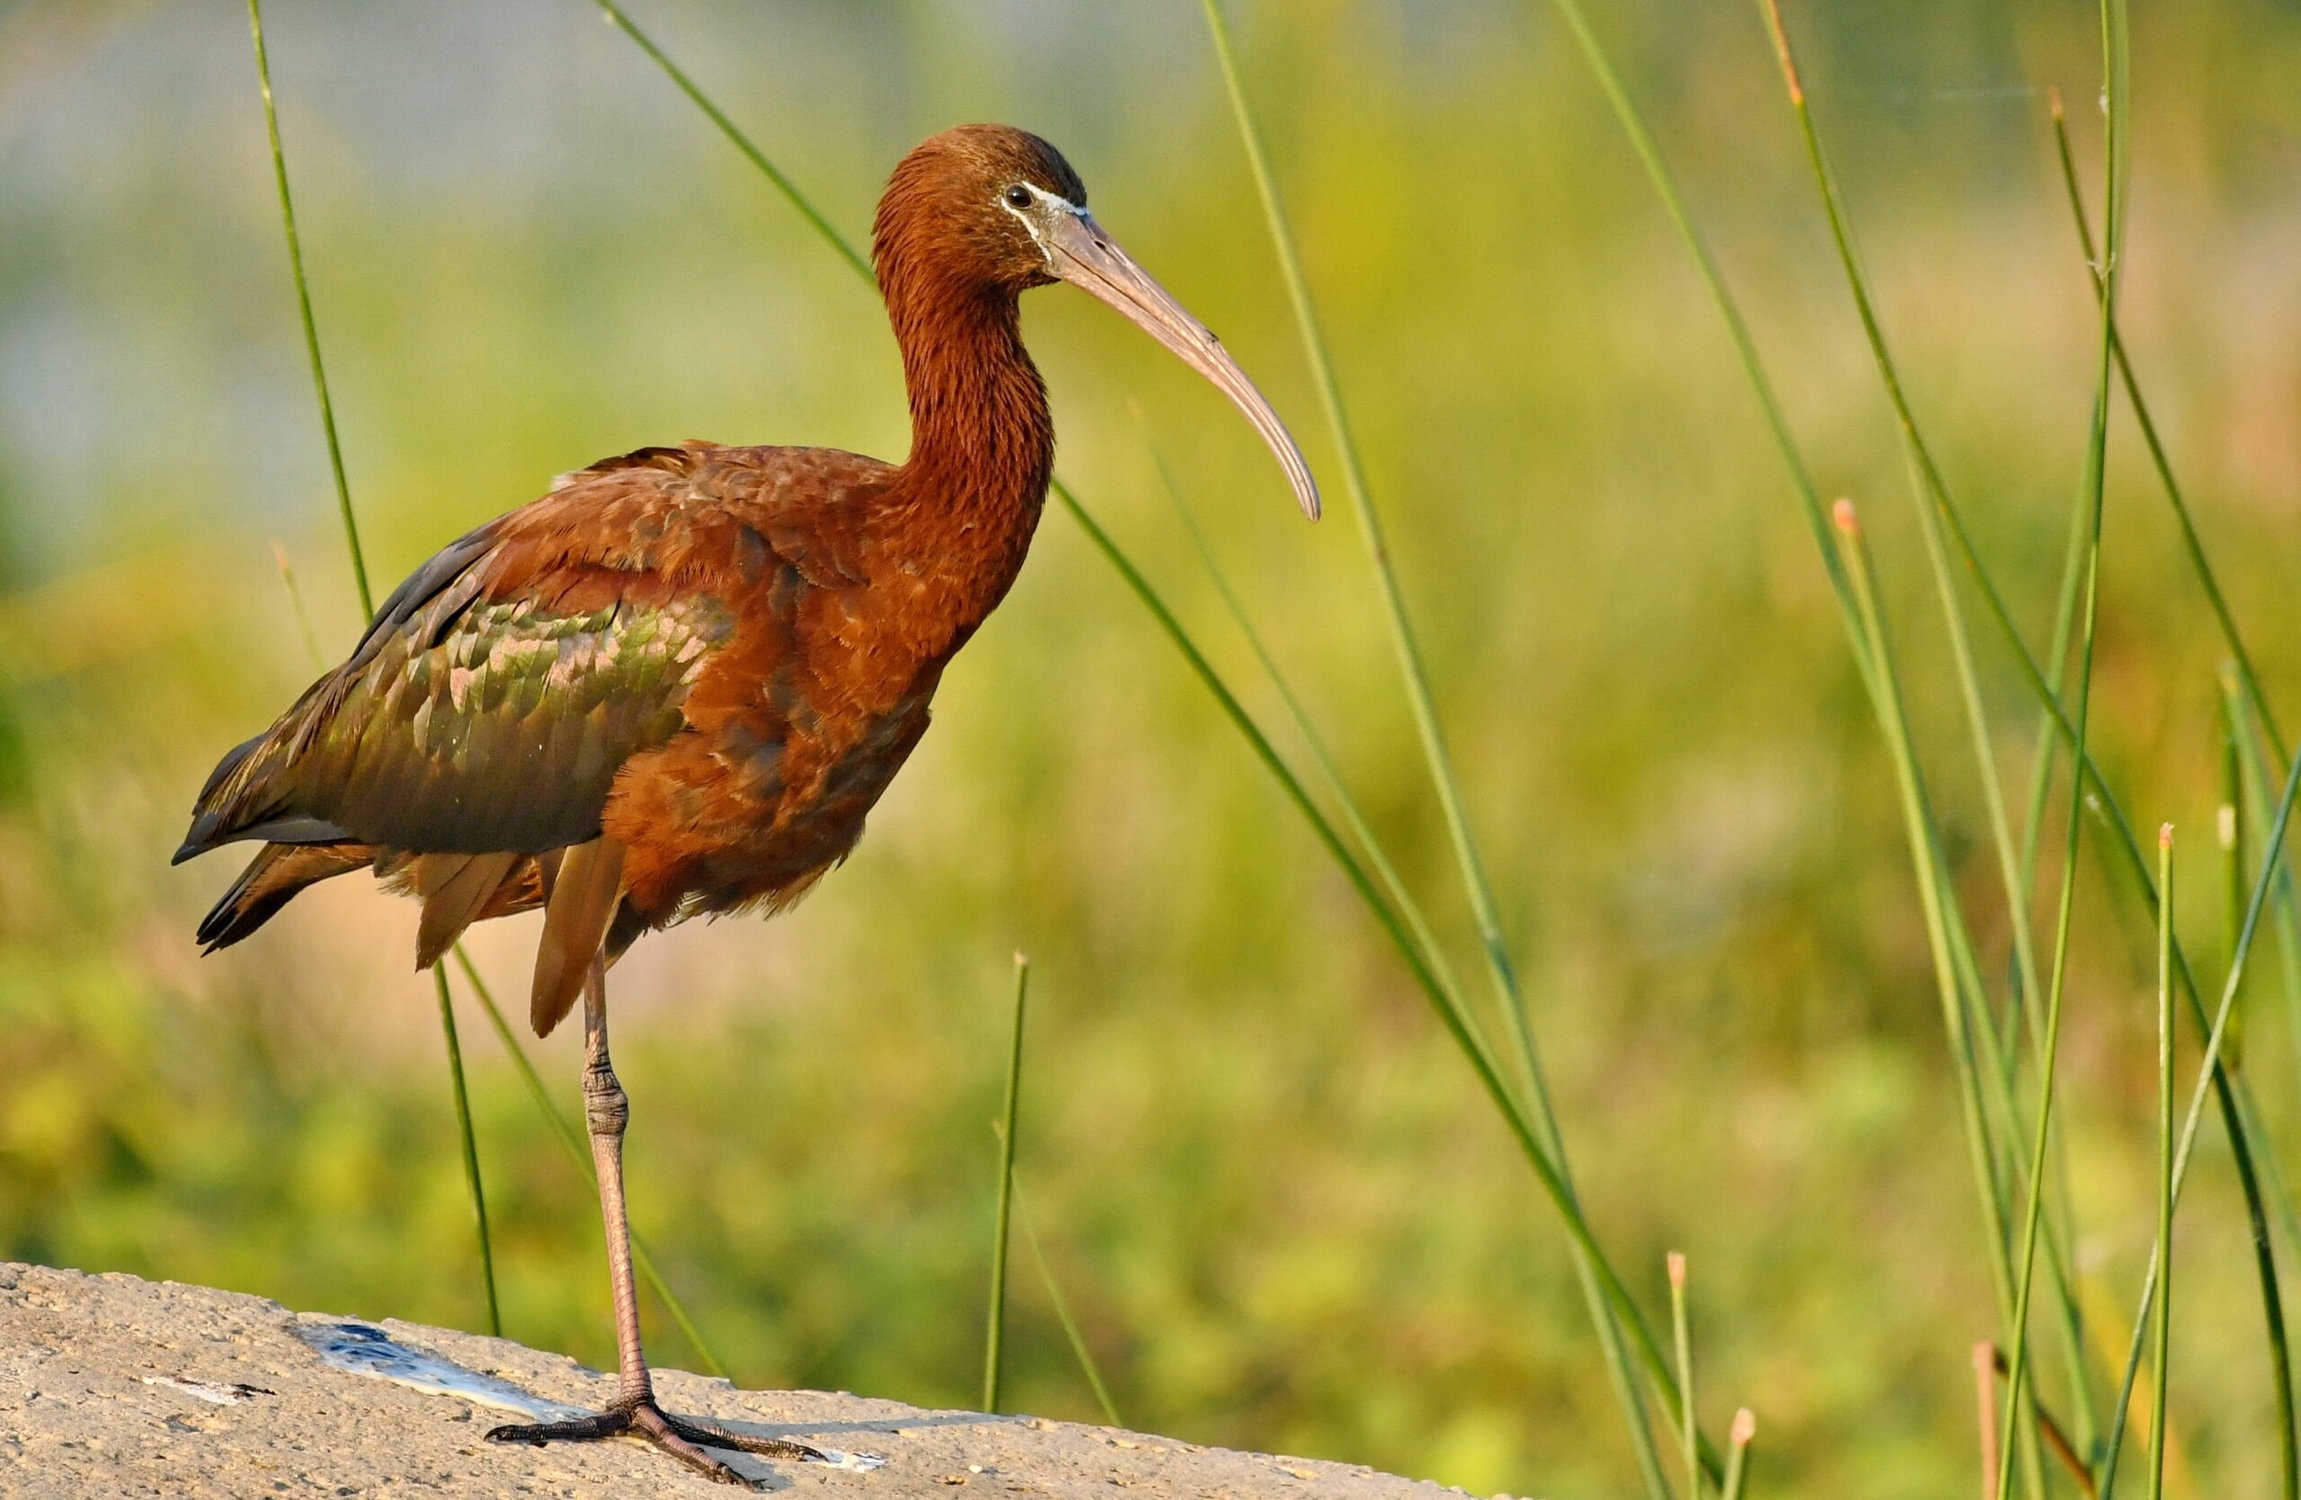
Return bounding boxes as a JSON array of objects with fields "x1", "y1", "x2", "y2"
[{"x1": 0, "y1": 1263, "x2": 1485, "y2": 1498}]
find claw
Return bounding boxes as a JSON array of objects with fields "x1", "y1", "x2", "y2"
[
  {"x1": 662, "y1": 1411, "x2": 830, "y2": 1463},
  {"x1": 485, "y1": 1398, "x2": 806, "y2": 1487}
]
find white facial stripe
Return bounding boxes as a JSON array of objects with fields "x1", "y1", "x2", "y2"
[{"x1": 1000, "y1": 183, "x2": 1085, "y2": 253}]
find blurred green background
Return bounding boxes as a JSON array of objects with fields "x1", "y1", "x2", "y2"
[{"x1": 4, "y1": 1, "x2": 2300, "y2": 1495}]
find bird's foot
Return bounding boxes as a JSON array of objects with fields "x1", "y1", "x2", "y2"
[{"x1": 488, "y1": 1396, "x2": 828, "y2": 1487}]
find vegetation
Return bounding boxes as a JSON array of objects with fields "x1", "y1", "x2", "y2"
[{"x1": 4, "y1": 2, "x2": 2300, "y2": 1495}]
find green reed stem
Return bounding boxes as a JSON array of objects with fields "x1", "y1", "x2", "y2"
[
  {"x1": 1054, "y1": 479, "x2": 1721, "y2": 1478},
  {"x1": 1017, "y1": 1190, "x2": 1124, "y2": 1427},
  {"x1": 2222, "y1": 693, "x2": 2249, "y2": 1010},
  {"x1": 1146, "y1": 441, "x2": 1474, "y2": 1020},
  {"x1": 2016, "y1": 476, "x2": 2091, "y2": 915},
  {"x1": 1752, "y1": 12, "x2": 2072, "y2": 1489},
  {"x1": 1549, "y1": 0, "x2": 2100, "y2": 1477},
  {"x1": 2229, "y1": 666, "x2": 2301, "y2": 988},
  {"x1": 1541, "y1": 0, "x2": 1866, "y2": 679},
  {"x1": 2148, "y1": 828, "x2": 2173, "y2": 1500},
  {"x1": 247, "y1": 0, "x2": 370, "y2": 622},
  {"x1": 1669, "y1": 1253, "x2": 1697, "y2": 1498},
  {"x1": 2057, "y1": 94, "x2": 2301, "y2": 1148},
  {"x1": 269, "y1": 542, "x2": 327, "y2": 674},
  {"x1": 434, "y1": 965, "x2": 501, "y2": 1336},
  {"x1": 1992, "y1": 1, "x2": 2125, "y2": 1486},
  {"x1": 1722, "y1": 1409, "x2": 1755, "y2": 1500},
  {"x1": 453, "y1": 949, "x2": 732, "y2": 1381},
  {"x1": 1196, "y1": 0, "x2": 1518, "y2": 1032},
  {"x1": 1199, "y1": 7, "x2": 1677, "y2": 1489},
  {"x1": 2229, "y1": 702, "x2": 2301, "y2": 1263},
  {"x1": 2047, "y1": 96, "x2": 2286, "y2": 762},
  {"x1": 2100, "y1": 738, "x2": 2301, "y2": 1497},
  {"x1": 985, "y1": 954, "x2": 1028, "y2": 1414},
  {"x1": 1832, "y1": 497, "x2": 2035, "y2": 1426},
  {"x1": 1553, "y1": 2, "x2": 2292, "y2": 1487},
  {"x1": 248, "y1": 0, "x2": 501, "y2": 1339},
  {"x1": 589, "y1": 0, "x2": 872, "y2": 286}
]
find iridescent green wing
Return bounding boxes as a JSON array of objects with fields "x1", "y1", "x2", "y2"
[
  {"x1": 181, "y1": 529, "x2": 734, "y2": 859},
  {"x1": 290, "y1": 588, "x2": 730, "y2": 852}
]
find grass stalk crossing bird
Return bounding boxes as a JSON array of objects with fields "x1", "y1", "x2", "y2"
[{"x1": 176, "y1": 124, "x2": 1317, "y2": 1485}]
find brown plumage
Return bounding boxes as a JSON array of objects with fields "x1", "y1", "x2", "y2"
[{"x1": 175, "y1": 123, "x2": 1316, "y2": 1483}]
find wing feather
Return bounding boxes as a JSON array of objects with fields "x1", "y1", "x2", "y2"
[{"x1": 182, "y1": 497, "x2": 742, "y2": 863}]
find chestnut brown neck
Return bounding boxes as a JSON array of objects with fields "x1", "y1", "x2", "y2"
[{"x1": 882, "y1": 258, "x2": 1055, "y2": 624}]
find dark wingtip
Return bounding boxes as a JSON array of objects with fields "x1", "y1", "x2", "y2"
[{"x1": 193, "y1": 843, "x2": 358, "y2": 953}]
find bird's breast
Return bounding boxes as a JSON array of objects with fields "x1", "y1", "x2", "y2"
[{"x1": 602, "y1": 579, "x2": 953, "y2": 927}]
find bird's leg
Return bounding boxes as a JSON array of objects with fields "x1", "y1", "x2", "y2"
[
  {"x1": 580, "y1": 958, "x2": 653, "y2": 1410},
  {"x1": 487, "y1": 957, "x2": 824, "y2": 1484}
]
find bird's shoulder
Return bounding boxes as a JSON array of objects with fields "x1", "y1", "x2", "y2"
[{"x1": 486, "y1": 440, "x2": 897, "y2": 597}]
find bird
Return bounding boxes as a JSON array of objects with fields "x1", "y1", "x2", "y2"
[{"x1": 175, "y1": 123, "x2": 1317, "y2": 1485}]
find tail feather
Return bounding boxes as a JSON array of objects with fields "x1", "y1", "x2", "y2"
[
  {"x1": 196, "y1": 843, "x2": 373, "y2": 952},
  {"x1": 529, "y1": 837, "x2": 625, "y2": 1037},
  {"x1": 413, "y1": 851, "x2": 521, "y2": 969}
]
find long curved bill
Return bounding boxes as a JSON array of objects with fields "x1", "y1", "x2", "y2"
[{"x1": 1040, "y1": 210, "x2": 1321, "y2": 521}]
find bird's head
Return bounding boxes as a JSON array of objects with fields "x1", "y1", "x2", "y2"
[{"x1": 875, "y1": 124, "x2": 1320, "y2": 520}]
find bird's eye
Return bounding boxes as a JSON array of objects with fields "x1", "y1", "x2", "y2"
[{"x1": 1003, "y1": 185, "x2": 1033, "y2": 209}]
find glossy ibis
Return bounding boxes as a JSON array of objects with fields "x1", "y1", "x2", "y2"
[{"x1": 176, "y1": 124, "x2": 1317, "y2": 1483}]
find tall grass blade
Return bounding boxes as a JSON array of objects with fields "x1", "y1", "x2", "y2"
[
  {"x1": 2225, "y1": 682, "x2": 2301, "y2": 1247},
  {"x1": 2222, "y1": 702, "x2": 2246, "y2": 994},
  {"x1": 433, "y1": 965, "x2": 501, "y2": 1336},
  {"x1": 1197, "y1": 7, "x2": 1676, "y2": 1489},
  {"x1": 247, "y1": 0, "x2": 497, "y2": 1336},
  {"x1": 984, "y1": 954, "x2": 1028, "y2": 1414},
  {"x1": 2046, "y1": 95, "x2": 2285, "y2": 757},
  {"x1": 588, "y1": 0, "x2": 871, "y2": 286},
  {"x1": 1730, "y1": 12, "x2": 2289, "y2": 1342},
  {"x1": 269, "y1": 541, "x2": 326, "y2": 673},
  {"x1": 1975, "y1": 1342, "x2": 2002, "y2": 1500},
  {"x1": 1988, "y1": 0, "x2": 2125, "y2": 1479},
  {"x1": 1195, "y1": 0, "x2": 1513, "y2": 1018},
  {"x1": 1540, "y1": 0, "x2": 1867, "y2": 675},
  {"x1": 453, "y1": 949, "x2": 733, "y2": 1381},
  {"x1": 2008, "y1": 487, "x2": 2100, "y2": 1455},
  {"x1": 1982, "y1": 1345, "x2": 2104, "y2": 1497},
  {"x1": 1018, "y1": 1191, "x2": 1124, "y2": 1427},
  {"x1": 2100, "y1": 738, "x2": 2301, "y2": 1497},
  {"x1": 247, "y1": 0, "x2": 370, "y2": 621},
  {"x1": 1721, "y1": 1408, "x2": 1755, "y2": 1500},
  {"x1": 1551, "y1": 0, "x2": 2285, "y2": 1478},
  {"x1": 2015, "y1": 471, "x2": 2091, "y2": 914},
  {"x1": 588, "y1": 7, "x2": 1716, "y2": 1484},
  {"x1": 1744, "y1": 13, "x2": 2093, "y2": 1484},
  {"x1": 2149, "y1": 828, "x2": 2174, "y2": 1500},
  {"x1": 1145, "y1": 440, "x2": 1473, "y2": 1020},
  {"x1": 1556, "y1": 0, "x2": 2069, "y2": 1457},
  {"x1": 1049, "y1": 482, "x2": 1729, "y2": 1486},
  {"x1": 1830, "y1": 498, "x2": 2039, "y2": 1492},
  {"x1": 1670, "y1": 1253, "x2": 1697, "y2": 1498},
  {"x1": 2056, "y1": 94, "x2": 2301, "y2": 1125}
]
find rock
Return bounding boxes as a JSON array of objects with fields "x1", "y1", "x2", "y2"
[{"x1": 0, "y1": 1263, "x2": 1467, "y2": 1497}]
